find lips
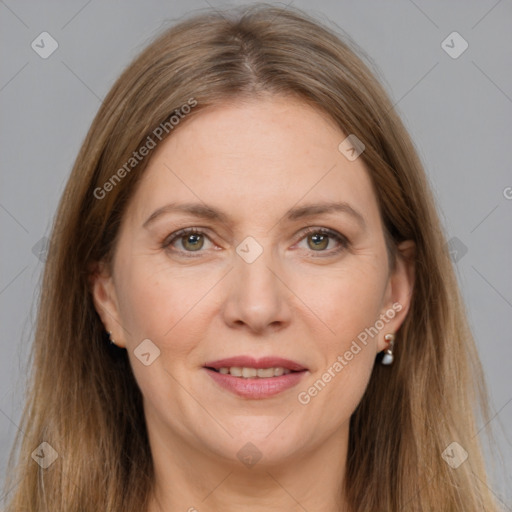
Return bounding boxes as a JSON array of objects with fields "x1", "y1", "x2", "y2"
[
  {"x1": 204, "y1": 356, "x2": 307, "y2": 372},
  {"x1": 203, "y1": 356, "x2": 308, "y2": 399}
]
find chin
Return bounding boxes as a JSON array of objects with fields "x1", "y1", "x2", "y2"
[{"x1": 201, "y1": 419, "x2": 309, "y2": 467}]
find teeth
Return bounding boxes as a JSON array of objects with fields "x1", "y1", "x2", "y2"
[
  {"x1": 242, "y1": 367, "x2": 257, "y2": 378},
  {"x1": 216, "y1": 367, "x2": 292, "y2": 378},
  {"x1": 230, "y1": 367, "x2": 243, "y2": 377},
  {"x1": 256, "y1": 368, "x2": 274, "y2": 378}
]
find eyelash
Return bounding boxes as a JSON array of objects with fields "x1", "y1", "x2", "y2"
[{"x1": 162, "y1": 226, "x2": 349, "y2": 258}]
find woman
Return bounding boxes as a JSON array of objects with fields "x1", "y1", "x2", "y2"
[{"x1": 4, "y1": 4, "x2": 500, "y2": 511}]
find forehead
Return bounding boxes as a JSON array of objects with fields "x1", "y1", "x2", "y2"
[{"x1": 127, "y1": 96, "x2": 381, "y2": 229}]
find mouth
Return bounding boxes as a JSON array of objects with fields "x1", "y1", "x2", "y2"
[
  {"x1": 208, "y1": 366, "x2": 295, "y2": 378},
  {"x1": 203, "y1": 356, "x2": 308, "y2": 399}
]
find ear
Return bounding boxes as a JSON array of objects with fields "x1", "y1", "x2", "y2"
[
  {"x1": 89, "y1": 261, "x2": 126, "y2": 348},
  {"x1": 376, "y1": 240, "x2": 415, "y2": 352}
]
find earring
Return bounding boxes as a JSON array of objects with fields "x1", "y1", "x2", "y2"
[
  {"x1": 381, "y1": 333, "x2": 395, "y2": 365},
  {"x1": 107, "y1": 331, "x2": 116, "y2": 346}
]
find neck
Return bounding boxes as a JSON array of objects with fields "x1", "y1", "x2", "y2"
[{"x1": 145, "y1": 415, "x2": 350, "y2": 512}]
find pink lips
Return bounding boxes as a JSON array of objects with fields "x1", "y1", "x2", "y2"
[
  {"x1": 203, "y1": 356, "x2": 308, "y2": 400},
  {"x1": 205, "y1": 356, "x2": 307, "y2": 372}
]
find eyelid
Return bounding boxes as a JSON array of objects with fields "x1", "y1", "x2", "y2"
[
  {"x1": 162, "y1": 226, "x2": 349, "y2": 256},
  {"x1": 293, "y1": 226, "x2": 349, "y2": 254},
  {"x1": 297, "y1": 225, "x2": 347, "y2": 240},
  {"x1": 163, "y1": 226, "x2": 209, "y2": 244},
  {"x1": 161, "y1": 226, "x2": 215, "y2": 257}
]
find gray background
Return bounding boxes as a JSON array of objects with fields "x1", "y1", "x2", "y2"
[{"x1": 1, "y1": 0, "x2": 511, "y2": 507}]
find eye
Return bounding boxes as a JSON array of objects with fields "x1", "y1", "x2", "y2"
[
  {"x1": 162, "y1": 226, "x2": 349, "y2": 258},
  {"x1": 296, "y1": 227, "x2": 349, "y2": 256},
  {"x1": 162, "y1": 228, "x2": 214, "y2": 255}
]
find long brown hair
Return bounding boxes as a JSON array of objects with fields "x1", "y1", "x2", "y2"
[{"x1": 4, "y1": 4, "x2": 499, "y2": 510}]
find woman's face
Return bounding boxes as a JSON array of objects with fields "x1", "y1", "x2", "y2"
[{"x1": 92, "y1": 96, "x2": 414, "y2": 468}]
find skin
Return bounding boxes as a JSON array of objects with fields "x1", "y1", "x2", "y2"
[{"x1": 92, "y1": 95, "x2": 415, "y2": 512}]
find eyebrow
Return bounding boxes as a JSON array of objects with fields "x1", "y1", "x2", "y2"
[
  {"x1": 286, "y1": 202, "x2": 366, "y2": 229},
  {"x1": 143, "y1": 200, "x2": 366, "y2": 230},
  {"x1": 143, "y1": 202, "x2": 230, "y2": 228}
]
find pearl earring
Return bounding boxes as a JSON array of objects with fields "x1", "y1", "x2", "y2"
[
  {"x1": 381, "y1": 333, "x2": 395, "y2": 365},
  {"x1": 107, "y1": 331, "x2": 116, "y2": 346}
]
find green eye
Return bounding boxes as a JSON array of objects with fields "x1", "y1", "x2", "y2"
[
  {"x1": 163, "y1": 228, "x2": 211, "y2": 254},
  {"x1": 307, "y1": 232, "x2": 330, "y2": 251},
  {"x1": 299, "y1": 227, "x2": 349, "y2": 255},
  {"x1": 181, "y1": 233, "x2": 204, "y2": 251},
  {"x1": 163, "y1": 226, "x2": 349, "y2": 258}
]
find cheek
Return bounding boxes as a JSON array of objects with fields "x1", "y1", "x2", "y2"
[
  {"x1": 114, "y1": 257, "x2": 223, "y2": 359},
  {"x1": 113, "y1": 261, "x2": 211, "y2": 400},
  {"x1": 294, "y1": 261, "x2": 386, "y2": 417},
  {"x1": 294, "y1": 260, "x2": 388, "y2": 348}
]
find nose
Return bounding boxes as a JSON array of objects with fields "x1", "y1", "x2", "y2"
[{"x1": 221, "y1": 245, "x2": 292, "y2": 336}]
